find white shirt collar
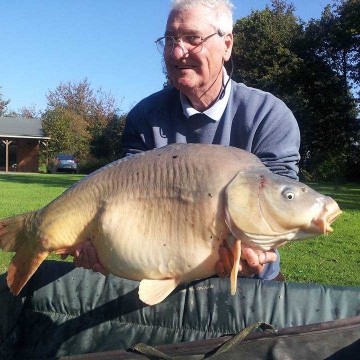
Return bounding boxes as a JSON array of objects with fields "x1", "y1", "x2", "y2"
[{"x1": 180, "y1": 68, "x2": 231, "y2": 121}]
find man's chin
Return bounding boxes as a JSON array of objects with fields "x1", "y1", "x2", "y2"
[{"x1": 172, "y1": 79, "x2": 195, "y2": 93}]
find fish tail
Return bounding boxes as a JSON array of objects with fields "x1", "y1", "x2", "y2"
[{"x1": 0, "y1": 212, "x2": 49, "y2": 295}]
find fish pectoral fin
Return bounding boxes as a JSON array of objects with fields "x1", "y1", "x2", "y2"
[
  {"x1": 139, "y1": 278, "x2": 179, "y2": 306},
  {"x1": 230, "y1": 239, "x2": 242, "y2": 296}
]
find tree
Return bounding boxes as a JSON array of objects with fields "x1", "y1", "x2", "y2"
[
  {"x1": 42, "y1": 107, "x2": 91, "y2": 159},
  {"x1": 299, "y1": 0, "x2": 359, "y2": 180},
  {"x1": 17, "y1": 105, "x2": 40, "y2": 119},
  {"x1": 232, "y1": 0, "x2": 303, "y2": 97},
  {"x1": 305, "y1": 0, "x2": 360, "y2": 98},
  {"x1": 4, "y1": 105, "x2": 41, "y2": 119},
  {"x1": 43, "y1": 78, "x2": 120, "y2": 160},
  {"x1": 231, "y1": 0, "x2": 359, "y2": 181},
  {"x1": 0, "y1": 86, "x2": 10, "y2": 116},
  {"x1": 95, "y1": 114, "x2": 127, "y2": 158}
]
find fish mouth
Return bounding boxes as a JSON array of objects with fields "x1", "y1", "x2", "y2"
[{"x1": 310, "y1": 201, "x2": 342, "y2": 235}]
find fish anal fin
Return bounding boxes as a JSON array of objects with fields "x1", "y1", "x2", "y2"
[
  {"x1": 7, "y1": 249, "x2": 49, "y2": 295},
  {"x1": 139, "y1": 278, "x2": 179, "y2": 306},
  {"x1": 230, "y1": 239, "x2": 242, "y2": 296}
]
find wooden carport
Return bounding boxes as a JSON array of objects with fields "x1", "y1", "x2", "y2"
[{"x1": 0, "y1": 117, "x2": 50, "y2": 173}]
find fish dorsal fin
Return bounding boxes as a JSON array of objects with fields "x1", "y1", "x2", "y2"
[
  {"x1": 230, "y1": 238, "x2": 242, "y2": 296},
  {"x1": 139, "y1": 278, "x2": 180, "y2": 306}
]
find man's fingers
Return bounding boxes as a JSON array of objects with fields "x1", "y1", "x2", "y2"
[
  {"x1": 84, "y1": 240, "x2": 99, "y2": 267},
  {"x1": 239, "y1": 249, "x2": 277, "y2": 276},
  {"x1": 215, "y1": 260, "x2": 227, "y2": 279},
  {"x1": 258, "y1": 250, "x2": 277, "y2": 265},
  {"x1": 239, "y1": 259, "x2": 264, "y2": 276},
  {"x1": 216, "y1": 241, "x2": 278, "y2": 279},
  {"x1": 73, "y1": 243, "x2": 84, "y2": 268},
  {"x1": 242, "y1": 247, "x2": 261, "y2": 268},
  {"x1": 78, "y1": 240, "x2": 99, "y2": 270},
  {"x1": 92, "y1": 263, "x2": 110, "y2": 276},
  {"x1": 72, "y1": 240, "x2": 109, "y2": 276}
]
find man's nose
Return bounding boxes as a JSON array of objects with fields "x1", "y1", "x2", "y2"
[{"x1": 171, "y1": 40, "x2": 189, "y2": 59}]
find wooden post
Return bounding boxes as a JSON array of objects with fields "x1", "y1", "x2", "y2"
[
  {"x1": 2, "y1": 139, "x2": 12, "y2": 173},
  {"x1": 41, "y1": 140, "x2": 49, "y2": 168}
]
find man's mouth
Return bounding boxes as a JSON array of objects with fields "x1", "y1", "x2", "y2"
[{"x1": 175, "y1": 65, "x2": 193, "y2": 70}]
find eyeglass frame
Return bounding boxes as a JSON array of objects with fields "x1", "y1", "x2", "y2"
[{"x1": 154, "y1": 30, "x2": 222, "y2": 55}]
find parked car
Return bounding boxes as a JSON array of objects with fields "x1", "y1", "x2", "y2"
[{"x1": 48, "y1": 154, "x2": 79, "y2": 174}]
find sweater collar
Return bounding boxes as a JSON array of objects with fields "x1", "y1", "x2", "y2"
[{"x1": 180, "y1": 68, "x2": 231, "y2": 121}]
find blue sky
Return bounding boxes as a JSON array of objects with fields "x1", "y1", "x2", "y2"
[{"x1": 0, "y1": 0, "x2": 331, "y2": 114}]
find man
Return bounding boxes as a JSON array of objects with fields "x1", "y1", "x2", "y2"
[{"x1": 72, "y1": 0, "x2": 300, "y2": 281}]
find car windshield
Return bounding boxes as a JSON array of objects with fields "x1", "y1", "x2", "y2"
[{"x1": 57, "y1": 155, "x2": 75, "y2": 160}]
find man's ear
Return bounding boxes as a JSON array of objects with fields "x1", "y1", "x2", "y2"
[{"x1": 223, "y1": 33, "x2": 233, "y2": 62}]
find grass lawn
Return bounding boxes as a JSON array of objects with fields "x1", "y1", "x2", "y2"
[
  {"x1": 279, "y1": 182, "x2": 360, "y2": 286},
  {"x1": 0, "y1": 172, "x2": 83, "y2": 272},
  {"x1": 0, "y1": 173, "x2": 359, "y2": 287}
]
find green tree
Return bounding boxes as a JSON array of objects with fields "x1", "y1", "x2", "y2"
[
  {"x1": 98, "y1": 114, "x2": 127, "y2": 158},
  {"x1": 231, "y1": 0, "x2": 359, "y2": 181},
  {"x1": 299, "y1": 0, "x2": 359, "y2": 180},
  {"x1": 42, "y1": 107, "x2": 91, "y2": 159},
  {"x1": 43, "y1": 78, "x2": 120, "y2": 160},
  {"x1": 232, "y1": 0, "x2": 303, "y2": 99},
  {"x1": 305, "y1": 0, "x2": 360, "y2": 97}
]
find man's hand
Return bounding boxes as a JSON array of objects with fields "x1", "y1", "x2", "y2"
[
  {"x1": 215, "y1": 240, "x2": 277, "y2": 279},
  {"x1": 61, "y1": 240, "x2": 110, "y2": 276}
]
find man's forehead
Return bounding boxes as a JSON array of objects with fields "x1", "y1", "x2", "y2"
[{"x1": 165, "y1": 8, "x2": 214, "y2": 34}]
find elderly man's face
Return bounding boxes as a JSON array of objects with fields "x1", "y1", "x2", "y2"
[{"x1": 164, "y1": 5, "x2": 232, "y2": 100}]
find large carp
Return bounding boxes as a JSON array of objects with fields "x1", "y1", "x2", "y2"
[{"x1": 0, "y1": 144, "x2": 342, "y2": 305}]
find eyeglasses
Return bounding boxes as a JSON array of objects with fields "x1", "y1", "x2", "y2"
[{"x1": 155, "y1": 32, "x2": 220, "y2": 55}]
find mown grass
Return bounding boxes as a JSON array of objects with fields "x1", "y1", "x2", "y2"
[
  {"x1": 0, "y1": 173, "x2": 83, "y2": 272},
  {"x1": 0, "y1": 173, "x2": 359, "y2": 287},
  {"x1": 279, "y1": 182, "x2": 360, "y2": 286}
]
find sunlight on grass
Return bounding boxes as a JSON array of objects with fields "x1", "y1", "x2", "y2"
[
  {"x1": 279, "y1": 183, "x2": 360, "y2": 286},
  {"x1": 0, "y1": 173, "x2": 84, "y2": 272}
]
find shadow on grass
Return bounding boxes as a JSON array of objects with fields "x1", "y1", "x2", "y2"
[{"x1": 0, "y1": 173, "x2": 84, "y2": 189}]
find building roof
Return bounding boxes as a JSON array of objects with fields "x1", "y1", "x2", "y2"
[{"x1": 0, "y1": 117, "x2": 50, "y2": 140}]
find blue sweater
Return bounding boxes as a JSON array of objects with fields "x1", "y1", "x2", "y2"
[{"x1": 121, "y1": 81, "x2": 301, "y2": 280}]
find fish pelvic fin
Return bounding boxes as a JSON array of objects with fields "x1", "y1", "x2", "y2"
[
  {"x1": 0, "y1": 211, "x2": 49, "y2": 295},
  {"x1": 139, "y1": 278, "x2": 180, "y2": 306},
  {"x1": 230, "y1": 238, "x2": 242, "y2": 296}
]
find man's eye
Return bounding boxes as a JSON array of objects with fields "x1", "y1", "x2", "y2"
[
  {"x1": 185, "y1": 36, "x2": 201, "y2": 45},
  {"x1": 164, "y1": 37, "x2": 174, "y2": 46}
]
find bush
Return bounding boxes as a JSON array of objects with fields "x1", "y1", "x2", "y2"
[{"x1": 79, "y1": 156, "x2": 122, "y2": 175}]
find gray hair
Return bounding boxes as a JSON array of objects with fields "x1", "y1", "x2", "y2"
[{"x1": 170, "y1": 0, "x2": 234, "y2": 34}]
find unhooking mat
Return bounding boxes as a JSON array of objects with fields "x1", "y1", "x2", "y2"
[{"x1": 1, "y1": 260, "x2": 360, "y2": 359}]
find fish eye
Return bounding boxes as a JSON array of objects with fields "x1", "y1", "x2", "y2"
[{"x1": 282, "y1": 189, "x2": 296, "y2": 200}]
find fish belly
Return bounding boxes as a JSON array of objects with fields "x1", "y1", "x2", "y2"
[{"x1": 93, "y1": 195, "x2": 229, "y2": 283}]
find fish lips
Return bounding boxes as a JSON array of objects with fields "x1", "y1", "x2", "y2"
[{"x1": 309, "y1": 200, "x2": 343, "y2": 235}]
